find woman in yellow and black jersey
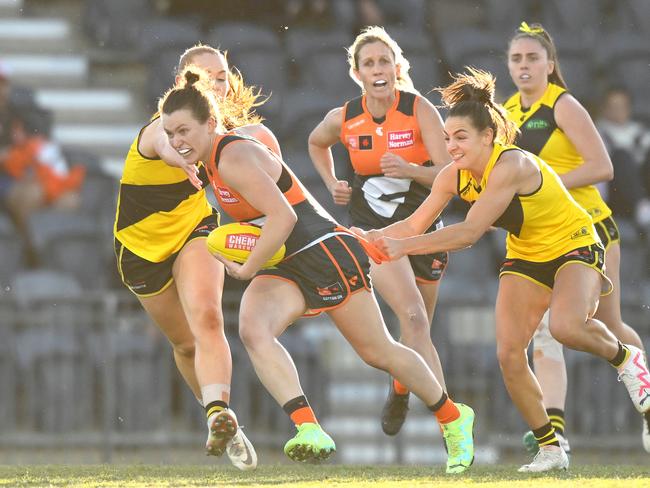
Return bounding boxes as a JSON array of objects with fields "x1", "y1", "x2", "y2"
[
  {"x1": 359, "y1": 69, "x2": 650, "y2": 472},
  {"x1": 160, "y1": 66, "x2": 475, "y2": 472},
  {"x1": 309, "y1": 26, "x2": 455, "y2": 437},
  {"x1": 504, "y1": 22, "x2": 648, "y2": 453},
  {"x1": 112, "y1": 44, "x2": 271, "y2": 467}
]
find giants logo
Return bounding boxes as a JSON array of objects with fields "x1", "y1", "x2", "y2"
[
  {"x1": 387, "y1": 130, "x2": 414, "y2": 149},
  {"x1": 217, "y1": 186, "x2": 239, "y2": 204}
]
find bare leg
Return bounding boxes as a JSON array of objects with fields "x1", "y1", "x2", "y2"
[
  {"x1": 532, "y1": 314, "x2": 567, "y2": 410},
  {"x1": 496, "y1": 275, "x2": 550, "y2": 428},
  {"x1": 594, "y1": 243, "x2": 644, "y2": 349},
  {"x1": 173, "y1": 238, "x2": 231, "y2": 403},
  {"x1": 139, "y1": 284, "x2": 201, "y2": 399},
  {"x1": 327, "y1": 290, "x2": 444, "y2": 405},
  {"x1": 237, "y1": 277, "x2": 307, "y2": 405},
  {"x1": 371, "y1": 257, "x2": 446, "y2": 389},
  {"x1": 548, "y1": 264, "x2": 619, "y2": 360}
]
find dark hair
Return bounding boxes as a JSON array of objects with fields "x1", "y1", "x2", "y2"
[
  {"x1": 177, "y1": 43, "x2": 264, "y2": 129},
  {"x1": 508, "y1": 22, "x2": 567, "y2": 89},
  {"x1": 437, "y1": 67, "x2": 518, "y2": 144},
  {"x1": 159, "y1": 67, "x2": 219, "y2": 126}
]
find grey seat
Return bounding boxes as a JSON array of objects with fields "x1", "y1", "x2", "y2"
[
  {"x1": 0, "y1": 215, "x2": 23, "y2": 286},
  {"x1": 538, "y1": 0, "x2": 601, "y2": 38},
  {"x1": 136, "y1": 17, "x2": 202, "y2": 60},
  {"x1": 10, "y1": 271, "x2": 96, "y2": 433},
  {"x1": 83, "y1": 0, "x2": 151, "y2": 50},
  {"x1": 285, "y1": 28, "x2": 355, "y2": 99},
  {"x1": 207, "y1": 22, "x2": 281, "y2": 52},
  {"x1": 107, "y1": 317, "x2": 172, "y2": 432}
]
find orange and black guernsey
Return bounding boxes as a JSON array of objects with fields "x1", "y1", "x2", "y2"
[
  {"x1": 205, "y1": 133, "x2": 337, "y2": 255},
  {"x1": 340, "y1": 90, "x2": 436, "y2": 229}
]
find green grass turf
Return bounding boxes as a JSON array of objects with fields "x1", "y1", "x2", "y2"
[{"x1": 1, "y1": 465, "x2": 649, "y2": 488}]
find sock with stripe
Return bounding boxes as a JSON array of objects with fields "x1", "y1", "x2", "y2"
[
  {"x1": 283, "y1": 395, "x2": 318, "y2": 426},
  {"x1": 393, "y1": 378, "x2": 409, "y2": 395},
  {"x1": 533, "y1": 422, "x2": 560, "y2": 448},
  {"x1": 546, "y1": 408, "x2": 565, "y2": 437},
  {"x1": 205, "y1": 400, "x2": 228, "y2": 420},
  {"x1": 608, "y1": 341, "x2": 631, "y2": 368},
  {"x1": 427, "y1": 392, "x2": 460, "y2": 425}
]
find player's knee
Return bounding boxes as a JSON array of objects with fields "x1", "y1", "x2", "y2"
[
  {"x1": 398, "y1": 306, "x2": 429, "y2": 335},
  {"x1": 186, "y1": 303, "x2": 224, "y2": 334},
  {"x1": 357, "y1": 346, "x2": 389, "y2": 370},
  {"x1": 548, "y1": 319, "x2": 579, "y2": 347},
  {"x1": 497, "y1": 344, "x2": 527, "y2": 378},
  {"x1": 171, "y1": 339, "x2": 195, "y2": 359},
  {"x1": 238, "y1": 316, "x2": 271, "y2": 351}
]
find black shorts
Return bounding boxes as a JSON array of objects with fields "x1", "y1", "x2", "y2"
[
  {"x1": 409, "y1": 252, "x2": 448, "y2": 283},
  {"x1": 256, "y1": 233, "x2": 371, "y2": 314},
  {"x1": 499, "y1": 243, "x2": 612, "y2": 295},
  {"x1": 114, "y1": 210, "x2": 220, "y2": 297},
  {"x1": 594, "y1": 216, "x2": 620, "y2": 250}
]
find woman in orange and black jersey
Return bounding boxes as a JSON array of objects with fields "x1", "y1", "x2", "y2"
[{"x1": 308, "y1": 26, "x2": 453, "y2": 436}]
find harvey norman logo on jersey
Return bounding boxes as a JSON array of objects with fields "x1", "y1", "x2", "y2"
[{"x1": 387, "y1": 130, "x2": 414, "y2": 149}]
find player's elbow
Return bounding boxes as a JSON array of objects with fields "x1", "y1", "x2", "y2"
[
  {"x1": 462, "y1": 224, "x2": 484, "y2": 248},
  {"x1": 602, "y1": 164, "x2": 614, "y2": 182},
  {"x1": 282, "y1": 206, "x2": 298, "y2": 230}
]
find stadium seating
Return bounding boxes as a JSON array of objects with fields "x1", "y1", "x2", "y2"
[{"x1": 0, "y1": 215, "x2": 24, "y2": 286}]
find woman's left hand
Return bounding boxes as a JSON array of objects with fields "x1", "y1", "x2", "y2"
[
  {"x1": 380, "y1": 152, "x2": 412, "y2": 179},
  {"x1": 211, "y1": 253, "x2": 256, "y2": 281},
  {"x1": 374, "y1": 236, "x2": 406, "y2": 260}
]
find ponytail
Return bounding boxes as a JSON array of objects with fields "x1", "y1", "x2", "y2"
[{"x1": 437, "y1": 67, "x2": 518, "y2": 144}]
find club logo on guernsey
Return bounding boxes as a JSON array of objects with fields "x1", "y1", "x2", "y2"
[
  {"x1": 348, "y1": 136, "x2": 358, "y2": 149},
  {"x1": 226, "y1": 233, "x2": 258, "y2": 251},
  {"x1": 524, "y1": 119, "x2": 550, "y2": 130},
  {"x1": 387, "y1": 130, "x2": 414, "y2": 149},
  {"x1": 359, "y1": 135, "x2": 373, "y2": 150},
  {"x1": 570, "y1": 226, "x2": 590, "y2": 240},
  {"x1": 217, "y1": 187, "x2": 239, "y2": 204}
]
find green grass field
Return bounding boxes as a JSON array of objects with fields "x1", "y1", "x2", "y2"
[{"x1": 1, "y1": 465, "x2": 649, "y2": 488}]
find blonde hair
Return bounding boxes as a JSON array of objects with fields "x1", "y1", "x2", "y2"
[
  {"x1": 346, "y1": 26, "x2": 418, "y2": 94},
  {"x1": 437, "y1": 67, "x2": 518, "y2": 145},
  {"x1": 178, "y1": 43, "x2": 265, "y2": 129}
]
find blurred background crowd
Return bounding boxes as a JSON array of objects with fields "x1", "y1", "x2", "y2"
[{"x1": 0, "y1": 0, "x2": 649, "y2": 465}]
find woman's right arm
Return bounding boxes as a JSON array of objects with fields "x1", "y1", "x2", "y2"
[{"x1": 308, "y1": 107, "x2": 353, "y2": 205}]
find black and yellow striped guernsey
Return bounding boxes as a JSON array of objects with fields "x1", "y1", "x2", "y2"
[
  {"x1": 504, "y1": 83, "x2": 611, "y2": 223},
  {"x1": 113, "y1": 119, "x2": 212, "y2": 262},
  {"x1": 457, "y1": 142, "x2": 597, "y2": 262}
]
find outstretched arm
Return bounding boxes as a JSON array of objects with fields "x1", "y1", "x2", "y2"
[{"x1": 377, "y1": 153, "x2": 524, "y2": 259}]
